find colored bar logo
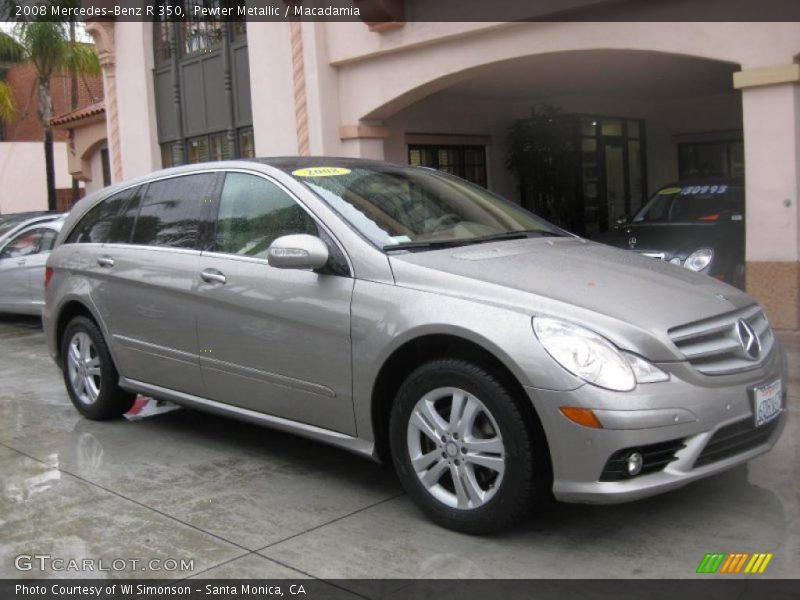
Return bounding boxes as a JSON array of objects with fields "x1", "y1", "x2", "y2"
[{"x1": 696, "y1": 552, "x2": 773, "y2": 574}]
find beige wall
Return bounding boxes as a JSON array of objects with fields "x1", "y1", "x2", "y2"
[
  {"x1": 331, "y1": 22, "x2": 800, "y2": 126},
  {"x1": 0, "y1": 142, "x2": 74, "y2": 214},
  {"x1": 85, "y1": 146, "x2": 107, "y2": 196},
  {"x1": 383, "y1": 94, "x2": 520, "y2": 200}
]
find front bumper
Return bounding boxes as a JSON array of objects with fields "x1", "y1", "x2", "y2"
[{"x1": 527, "y1": 342, "x2": 787, "y2": 504}]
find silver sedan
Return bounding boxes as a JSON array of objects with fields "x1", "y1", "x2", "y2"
[{"x1": 0, "y1": 218, "x2": 64, "y2": 315}]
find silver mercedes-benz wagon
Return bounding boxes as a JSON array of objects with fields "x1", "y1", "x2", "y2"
[{"x1": 44, "y1": 158, "x2": 786, "y2": 533}]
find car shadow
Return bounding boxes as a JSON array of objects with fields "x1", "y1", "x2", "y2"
[{"x1": 0, "y1": 313, "x2": 43, "y2": 329}]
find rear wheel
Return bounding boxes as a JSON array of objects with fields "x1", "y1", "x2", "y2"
[
  {"x1": 390, "y1": 359, "x2": 550, "y2": 534},
  {"x1": 61, "y1": 316, "x2": 135, "y2": 420}
]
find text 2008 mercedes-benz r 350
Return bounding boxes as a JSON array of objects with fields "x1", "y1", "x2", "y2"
[{"x1": 44, "y1": 158, "x2": 786, "y2": 533}]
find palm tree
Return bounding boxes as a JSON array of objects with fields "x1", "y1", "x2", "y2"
[
  {"x1": 0, "y1": 19, "x2": 100, "y2": 210},
  {"x1": 0, "y1": 31, "x2": 22, "y2": 125}
]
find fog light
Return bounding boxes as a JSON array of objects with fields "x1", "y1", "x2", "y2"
[{"x1": 626, "y1": 451, "x2": 644, "y2": 476}]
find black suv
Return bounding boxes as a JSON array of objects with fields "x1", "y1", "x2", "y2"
[{"x1": 599, "y1": 179, "x2": 745, "y2": 289}]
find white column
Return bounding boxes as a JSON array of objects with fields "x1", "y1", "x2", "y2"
[
  {"x1": 736, "y1": 65, "x2": 800, "y2": 330},
  {"x1": 248, "y1": 23, "x2": 302, "y2": 156},
  {"x1": 113, "y1": 22, "x2": 160, "y2": 178},
  {"x1": 301, "y1": 22, "x2": 344, "y2": 156}
]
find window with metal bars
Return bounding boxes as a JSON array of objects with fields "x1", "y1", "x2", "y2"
[{"x1": 408, "y1": 144, "x2": 487, "y2": 188}]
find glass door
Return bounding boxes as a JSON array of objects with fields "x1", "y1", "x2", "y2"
[{"x1": 603, "y1": 140, "x2": 626, "y2": 232}]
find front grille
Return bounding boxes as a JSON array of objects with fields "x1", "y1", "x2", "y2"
[
  {"x1": 600, "y1": 438, "x2": 686, "y2": 481},
  {"x1": 668, "y1": 304, "x2": 774, "y2": 375},
  {"x1": 694, "y1": 416, "x2": 781, "y2": 468}
]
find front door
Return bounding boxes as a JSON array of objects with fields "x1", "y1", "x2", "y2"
[{"x1": 196, "y1": 172, "x2": 356, "y2": 435}]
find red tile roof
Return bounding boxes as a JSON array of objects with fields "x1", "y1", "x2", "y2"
[{"x1": 51, "y1": 101, "x2": 105, "y2": 127}]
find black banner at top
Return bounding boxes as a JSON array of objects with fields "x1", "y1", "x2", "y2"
[{"x1": 2, "y1": 0, "x2": 800, "y2": 23}]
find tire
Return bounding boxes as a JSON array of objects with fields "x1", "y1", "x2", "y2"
[
  {"x1": 60, "y1": 316, "x2": 135, "y2": 420},
  {"x1": 389, "y1": 359, "x2": 550, "y2": 534}
]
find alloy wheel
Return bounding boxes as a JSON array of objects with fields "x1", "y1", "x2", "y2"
[
  {"x1": 66, "y1": 331, "x2": 102, "y2": 405},
  {"x1": 406, "y1": 386, "x2": 506, "y2": 510}
]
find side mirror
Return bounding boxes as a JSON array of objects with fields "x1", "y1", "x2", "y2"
[{"x1": 267, "y1": 234, "x2": 329, "y2": 271}]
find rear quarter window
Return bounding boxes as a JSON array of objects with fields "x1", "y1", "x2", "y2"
[{"x1": 65, "y1": 189, "x2": 132, "y2": 244}]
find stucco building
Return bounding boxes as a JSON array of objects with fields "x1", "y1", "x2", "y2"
[
  {"x1": 84, "y1": 14, "x2": 800, "y2": 330},
  {"x1": 0, "y1": 60, "x2": 105, "y2": 212}
]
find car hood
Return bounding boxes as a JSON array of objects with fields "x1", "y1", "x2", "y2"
[
  {"x1": 388, "y1": 237, "x2": 753, "y2": 353},
  {"x1": 597, "y1": 222, "x2": 736, "y2": 255}
]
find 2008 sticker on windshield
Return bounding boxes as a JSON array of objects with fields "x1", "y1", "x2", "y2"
[{"x1": 292, "y1": 167, "x2": 352, "y2": 177}]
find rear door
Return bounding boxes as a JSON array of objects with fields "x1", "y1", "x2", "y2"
[
  {"x1": 196, "y1": 171, "x2": 356, "y2": 434},
  {"x1": 89, "y1": 173, "x2": 218, "y2": 396}
]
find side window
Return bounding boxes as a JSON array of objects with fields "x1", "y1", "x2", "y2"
[
  {"x1": 131, "y1": 174, "x2": 214, "y2": 249},
  {"x1": 107, "y1": 186, "x2": 143, "y2": 244},
  {"x1": 0, "y1": 229, "x2": 44, "y2": 259},
  {"x1": 214, "y1": 173, "x2": 318, "y2": 258},
  {"x1": 65, "y1": 189, "x2": 131, "y2": 244}
]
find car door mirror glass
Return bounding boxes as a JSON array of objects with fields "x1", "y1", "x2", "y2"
[{"x1": 268, "y1": 234, "x2": 329, "y2": 270}]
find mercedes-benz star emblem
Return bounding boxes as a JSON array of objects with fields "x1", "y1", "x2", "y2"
[
  {"x1": 628, "y1": 237, "x2": 637, "y2": 247},
  {"x1": 735, "y1": 319, "x2": 761, "y2": 360}
]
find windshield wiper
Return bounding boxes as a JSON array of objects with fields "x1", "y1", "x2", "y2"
[
  {"x1": 382, "y1": 230, "x2": 565, "y2": 252},
  {"x1": 382, "y1": 239, "x2": 477, "y2": 252},
  {"x1": 469, "y1": 230, "x2": 564, "y2": 244}
]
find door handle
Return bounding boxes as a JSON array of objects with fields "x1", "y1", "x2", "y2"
[
  {"x1": 97, "y1": 256, "x2": 115, "y2": 267},
  {"x1": 200, "y1": 268, "x2": 227, "y2": 284}
]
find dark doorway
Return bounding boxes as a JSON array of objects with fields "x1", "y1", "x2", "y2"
[{"x1": 509, "y1": 113, "x2": 646, "y2": 237}]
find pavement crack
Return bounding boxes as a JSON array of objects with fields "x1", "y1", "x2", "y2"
[
  {"x1": 0, "y1": 440, "x2": 252, "y2": 553},
  {"x1": 255, "y1": 491, "x2": 406, "y2": 552}
]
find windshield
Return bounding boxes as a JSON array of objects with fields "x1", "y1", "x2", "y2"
[
  {"x1": 0, "y1": 216, "x2": 29, "y2": 237},
  {"x1": 288, "y1": 164, "x2": 562, "y2": 249},
  {"x1": 632, "y1": 184, "x2": 743, "y2": 224}
]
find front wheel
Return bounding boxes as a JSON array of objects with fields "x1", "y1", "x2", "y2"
[
  {"x1": 389, "y1": 359, "x2": 550, "y2": 534},
  {"x1": 61, "y1": 316, "x2": 135, "y2": 420}
]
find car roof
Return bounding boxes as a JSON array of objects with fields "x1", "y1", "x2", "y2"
[
  {"x1": 26, "y1": 218, "x2": 65, "y2": 230},
  {"x1": 0, "y1": 210, "x2": 61, "y2": 222},
  {"x1": 4, "y1": 217, "x2": 64, "y2": 234},
  {"x1": 248, "y1": 156, "x2": 397, "y2": 171},
  {"x1": 0, "y1": 213, "x2": 66, "y2": 238}
]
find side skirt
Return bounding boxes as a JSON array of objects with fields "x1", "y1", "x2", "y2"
[{"x1": 119, "y1": 376, "x2": 378, "y2": 461}]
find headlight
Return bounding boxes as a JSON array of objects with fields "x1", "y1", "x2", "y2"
[
  {"x1": 532, "y1": 317, "x2": 668, "y2": 391},
  {"x1": 622, "y1": 351, "x2": 669, "y2": 384},
  {"x1": 684, "y1": 248, "x2": 713, "y2": 272}
]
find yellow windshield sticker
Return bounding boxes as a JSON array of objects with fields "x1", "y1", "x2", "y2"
[
  {"x1": 292, "y1": 167, "x2": 351, "y2": 177},
  {"x1": 659, "y1": 187, "x2": 682, "y2": 195}
]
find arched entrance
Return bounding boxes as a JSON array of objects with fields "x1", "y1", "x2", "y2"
[{"x1": 366, "y1": 49, "x2": 741, "y2": 237}]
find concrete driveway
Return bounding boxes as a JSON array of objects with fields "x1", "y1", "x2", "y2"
[{"x1": 1, "y1": 315, "x2": 797, "y2": 583}]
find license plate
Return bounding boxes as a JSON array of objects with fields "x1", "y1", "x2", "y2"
[{"x1": 753, "y1": 379, "x2": 783, "y2": 427}]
